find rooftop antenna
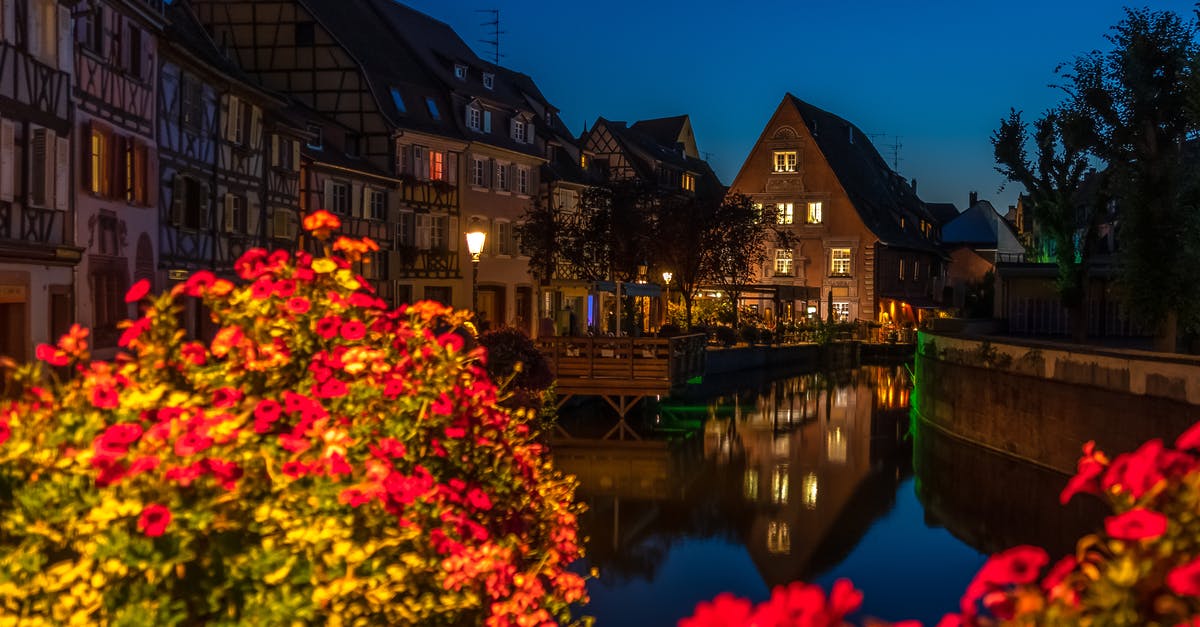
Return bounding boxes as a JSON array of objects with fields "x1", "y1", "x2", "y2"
[
  {"x1": 476, "y1": 9, "x2": 503, "y2": 65},
  {"x1": 869, "y1": 133, "x2": 904, "y2": 171}
]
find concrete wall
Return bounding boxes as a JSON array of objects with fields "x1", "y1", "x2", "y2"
[{"x1": 914, "y1": 331, "x2": 1200, "y2": 473}]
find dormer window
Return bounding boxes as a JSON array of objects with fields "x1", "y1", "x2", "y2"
[
  {"x1": 306, "y1": 124, "x2": 322, "y2": 150},
  {"x1": 483, "y1": 72, "x2": 494, "y2": 89},
  {"x1": 454, "y1": 64, "x2": 467, "y2": 80},
  {"x1": 512, "y1": 119, "x2": 526, "y2": 143},
  {"x1": 682, "y1": 173, "x2": 696, "y2": 192},
  {"x1": 389, "y1": 87, "x2": 406, "y2": 114},
  {"x1": 580, "y1": 154, "x2": 588, "y2": 169},
  {"x1": 425, "y1": 97, "x2": 441, "y2": 121},
  {"x1": 467, "y1": 104, "x2": 481, "y2": 131}
]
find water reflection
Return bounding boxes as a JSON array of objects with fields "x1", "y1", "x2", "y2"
[{"x1": 554, "y1": 366, "x2": 916, "y2": 622}]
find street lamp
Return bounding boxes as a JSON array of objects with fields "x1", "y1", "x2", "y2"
[
  {"x1": 465, "y1": 218, "x2": 486, "y2": 314},
  {"x1": 662, "y1": 271, "x2": 673, "y2": 328}
]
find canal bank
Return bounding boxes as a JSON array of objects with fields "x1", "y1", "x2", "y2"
[{"x1": 913, "y1": 331, "x2": 1200, "y2": 474}]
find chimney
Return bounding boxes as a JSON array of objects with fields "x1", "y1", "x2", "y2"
[
  {"x1": 969, "y1": 191, "x2": 979, "y2": 207},
  {"x1": 910, "y1": 178, "x2": 917, "y2": 194}
]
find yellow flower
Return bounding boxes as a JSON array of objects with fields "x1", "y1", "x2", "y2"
[{"x1": 312, "y1": 258, "x2": 338, "y2": 274}]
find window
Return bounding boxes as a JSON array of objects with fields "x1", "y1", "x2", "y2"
[
  {"x1": 467, "y1": 105, "x2": 481, "y2": 131},
  {"x1": 294, "y1": 21, "x2": 315, "y2": 46},
  {"x1": 428, "y1": 150, "x2": 444, "y2": 181},
  {"x1": 773, "y1": 151, "x2": 797, "y2": 173},
  {"x1": 425, "y1": 97, "x2": 440, "y2": 121},
  {"x1": 774, "y1": 249, "x2": 793, "y2": 276},
  {"x1": 830, "y1": 248, "x2": 852, "y2": 276},
  {"x1": 389, "y1": 87, "x2": 406, "y2": 113},
  {"x1": 345, "y1": 134, "x2": 360, "y2": 158},
  {"x1": 495, "y1": 162, "x2": 509, "y2": 192},
  {"x1": 89, "y1": 128, "x2": 106, "y2": 195},
  {"x1": 276, "y1": 137, "x2": 295, "y2": 170},
  {"x1": 368, "y1": 190, "x2": 385, "y2": 220},
  {"x1": 776, "y1": 202, "x2": 794, "y2": 225},
  {"x1": 517, "y1": 166, "x2": 530, "y2": 195},
  {"x1": 328, "y1": 181, "x2": 349, "y2": 214},
  {"x1": 430, "y1": 215, "x2": 447, "y2": 250},
  {"x1": 471, "y1": 157, "x2": 486, "y2": 187},
  {"x1": 224, "y1": 194, "x2": 246, "y2": 233},
  {"x1": 832, "y1": 302, "x2": 850, "y2": 322},
  {"x1": 78, "y1": 5, "x2": 104, "y2": 54},
  {"x1": 396, "y1": 210, "x2": 414, "y2": 247},
  {"x1": 228, "y1": 97, "x2": 246, "y2": 144},
  {"x1": 181, "y1": 74, "x2": 204, "y2": 131},
  {"x1": 512, "y1": 119, "x2": 526, "y2": 143},
  {"x1": 424, "y1": 285, "x2": 452, "y2": 306},
  {"x1": 806, "y1": 201, "x2": 822, "y2": 224},
  {"x1": 914, "y1": 261, "x2": 920, "y2": 280},
  {"x1": 454, "y1": 64, "x2": 467, "y2": 80},
  {"x1": 497, "y1": 221, "x2": 514, "y2": 256},
  {"x1": 899, "y1": 259, "x2": 906, "y2": 281},
  {"x1": 682, "y1": 173, "x2": 695, "y2": 192},
  {"x1": 580, "y1": 154, "x2": 588, "y2": 169},
  {"x1": 170, "y1": 175, "x2": 208, "y2": 230},
  {"x1": 127, "y1": 25, "x2": 142, "y2": 79},
  {"x1": 306, "y1": 124, "x2": 322, "y2": 150},
  {"x1": 482, "y1": 72, "x2": 494, "y2": 89}
]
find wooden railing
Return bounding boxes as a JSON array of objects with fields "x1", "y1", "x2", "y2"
[{"x1": 538, "y1": 334, "x2": 706, "y2": 394}]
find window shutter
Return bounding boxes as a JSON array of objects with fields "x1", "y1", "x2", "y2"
[
  {"x1": 30, "y1": 128, "x2": 48, "y2": 207},
  {"x1": 291, "y1": 141, "x2": 300, "y2": 172},
  {"x1": 54, "y1": 135, "x2": 69, "y2": 210},
  {"x1": 416, "y1": 214, "x2": 431, "y2": 250},
  {"x1": 223, "y1": 194, "x2": 235, "y2": 232},
  {"x1": 199, "y1": 183, "x2": 210, "y2": 228},
  {"x1": 272, "y1": 209, "x2": 285, "y2": 239},
  {"x1": 527, "y1": 122, "x2": 535, "y2": 144},
  {"x1": 171, "y1": 175, "x2": 184, "y2": 226},
  {"x1": 249, "y1": 106, "x2": 261, "y2": 149},
  {"x1": 57, "y1": 5, "x2": 72, "y2": 73},
  {"x1": 396, "y1": 144, "x2": 409, "y2": 175},
  {"x1": 486, "y1": 159, "x2": 494, "y2": 188},
  {"x1": 415, "y1": 146, "x2": 428, "y2": 180},
  {"x1": 350, "y1": 182, "x2": 361, "y2": 218},
  {"x1": 483, "y1": 110, "x2": 491, "y2": 133},
  {"x1": 509, "y1": 118, "x2": 517, "y2": 139},
  {"x1": 145, "y1": 143, "x2": 157, "y2": 207},
  {"x1": 322, "y1": 179, "x2": 332, "y2": 211},
  {"x1": 448, "y1": 216, "x2": 458, "y2": 252},
  {"x1": 0, "y1": 119, "x2": 13, "y2": 202},
  {"x1": 247, "y1": 200, "x2": 260, "y2": 236},
  {"x1": 28, "y1": 0, "x2": 41, "y2": 59},
  {"x1": 271, "y1": 134, "x2": 279, "y2": 167},
  {"x1": 221, "y1": 95, "x2": 232, "y2": 141}
]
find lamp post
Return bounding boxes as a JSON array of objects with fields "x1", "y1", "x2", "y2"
[
  {"x1": 662, "y1": 271, "x2": 672, "y2": 325},
  {"x1": 465, "y1": 218, "x2": 486, "y2": 315}
]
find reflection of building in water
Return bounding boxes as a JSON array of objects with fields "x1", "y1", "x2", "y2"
[{"x1": 704, "y1": 367, "x2": 912, "y2": 588}]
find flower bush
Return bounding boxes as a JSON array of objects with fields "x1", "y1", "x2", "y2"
[
  {"x1": 0, "y1": 210, "x2": 587, "y2": 625},
  {"x1": 682, "y1": 425, "x2": 1200, "y2": 626}
]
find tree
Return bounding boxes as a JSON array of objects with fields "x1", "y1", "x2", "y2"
[
  {"x1": 993, "y1": 107, "x2": 1103, "y2": 342},
  {"x1": 702, "y1": 193, "x2": 772, "y2": 329},
  {"x1": 654, "y1": 193, "x2": 717, "y2": 330},
  {"x1": 1062, "y1": 8, "x2": 1200, "y2": 351}
]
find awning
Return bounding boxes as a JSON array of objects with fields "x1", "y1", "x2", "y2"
[{"x1": 593, "y1": 281, "x2": 662, "y2": 297}]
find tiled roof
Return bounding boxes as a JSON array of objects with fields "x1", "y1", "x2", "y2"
[
  {"x1": 926, "y1": 202, "x2": 962, "y2": 226},
  {"x1": 163, "y1": 1, "x2": 271, "y2": 98}
]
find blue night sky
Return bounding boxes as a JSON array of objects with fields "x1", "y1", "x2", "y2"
[{"x1": 401, "y1": 1, "x2": 1198, "y2": 214}]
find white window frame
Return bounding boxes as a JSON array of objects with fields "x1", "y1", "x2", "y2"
[
  {"x1": 495, "y1": 162, "x2": 509, "y2": 192},
  {"x1": 773, "y1": 151, "x2": 797, "y2": 173},
  {"x1": 806, "y1": 201, "x2": 823, "y2": 224},
  {"x1": 774, "y1": 249, "x2": 793, "y2": 276},
  {"x1": 482, "y1": 72, "x2": 494, "y2": 89},
  {"x1": 329, "y1": 181, "x2": 349, "y2": 214},
  {"x1": 832, "y1": 302, "x2": 851, "y2": 323},
  {"x1": 775, "y1": 202, "x2": 794, "y2": 225},
  {"x1": 454, "y1": 64, "x2": 467, "y2": 80},
  {"x1": 368, "y1": 189, "x2": 385, "y2": 221},
  {"x1": 497, "y1": 220, "x2": 513, "y2": 256},
  {"x1": 512, "y1": 119, "x2": 526, "y2": 143},
  {"x1": 830, "y1": 248, "x2": 852, "y2": 276},
  {"x1": 471, "y1": 156, "x2": 486, "y2": 187},
  {"x1": 517, "y1": 166, "x2": 530, "y2": 195},
  {"x1": 467, "y1": 105, "x2": 481, "y2": 131}
]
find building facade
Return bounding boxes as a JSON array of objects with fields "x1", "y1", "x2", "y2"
[{"x1": 728, "y1": 94, "x2": 945, "y2": 327}]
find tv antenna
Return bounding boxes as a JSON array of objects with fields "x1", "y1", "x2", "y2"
[
  {"x1": 476, "y1": 9, "x2": 503, "y2": 64},
  {"x1": 869, "y1": 133, "x2": 904, "y2": 171}
]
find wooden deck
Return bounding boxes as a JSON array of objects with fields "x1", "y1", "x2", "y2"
[{"x1": 538, "y1": 334, "x2": 707, "y2": 436}]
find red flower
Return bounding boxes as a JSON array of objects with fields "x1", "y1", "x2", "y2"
[
  {"x1": 174, "y1": 432, "x2": 213, "y2": 457},
  {"x1": 466, "y1": 487, "x2": 492, "y2": 511},
  {"x1": 962, "y1": 546, "x2": 1047, "y2": 616},
  {"x1": 1177, "y1": 421, "x2": 1200, "y2": 451},
  {"x1": 283, "y1": 297, "x2": 310, "y2": 316},
  {"x1": 95, "y1": 423, "x2": 143, "y2": 457},
  {"x1": 234, "y1": 248, "x2": 269, "y2": 279},
  {"x1": 340, "y1": 319, "x2": 366, "y2": 341},
  {"x1": 253, "y1": 399, "x2": 283, "y2": 434},
  {"x1": 1041, "y1": 554, "x2": 1077, "y2": 593},
  {"x1": 1060, "y1": 458, "x2": 1104, "y2": 505},
  {"x1": 0, "y1": 420, "x2": 10, "y2": 446},
  {"x1": 680, "y1": 593, "x2": 754, "y2": 627},
  {"x1": 125, "y1": 278, "x2": 151, "y2": 303},
  {"x1": 180, "y1": 342, "x2": 207, "y2": 366},
  {"x1": 828, "y1": 578, "x2": 863, "y2": 620},
  {"x1": 315, "y1": 316, "x2": 341, "y2": 339},
  {"x1": 118, "y1": 317, "x2": 152, "y2": 348},
  {"x1": 212, "y1": 387, "x2": 243, "y2": 409},
  {"x1": 1103, "y1": 439, "x2": 1166, "y2": 499},
  {"x1": 91, "y1": 383, "x2": 119, "y2": 409},
  {"x1": 281, "y1": 460, "x2": 312, "y2": 478},
  {"x1": 1168, "y1": 557, "x2": 1200, "y2": 596},
  {"x1": 203, "y1": 458, "x2": 242, "y2": 491},
  {"x1": 273, "y1": 279, "x2": 296, "y2": 298},
  {"x1": 35, "y1": 343, "x2": 69, "y2": 367},
  {"x1": 438, "y1": 331, "x2": 465, "y2": 353},
  {"x1": 1105, "y1": 508, "x2": 1168, "y2": 541},
  {"x1": 936, "y1": 613, "x2": 965, "y2": 627},
  {"x1": 211, "y1": 326, "x2": 244, "y2": 358},
  {"x1": 432, "y1": 393, "x2": 453, "y2": 416},
  {"x1": 128, "y1": 455, "x2": 160, "y2": 476},
  {"x1": 183, "y1": 270, "x2": 216, "y2": 297},
  {"x1": 303, "y1": 209, "x2": 341, "y2": 233},
  {"x1": 314, "y1": 378, "x2": 348, "y2": 399},
  {"x1": 251, "y1": 277, "x2": 274, "y2": 300},
  {"x1": 137, "y1": 503, "x2": 171, "y2": 537}
]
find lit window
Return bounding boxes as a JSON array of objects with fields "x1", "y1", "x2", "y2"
[
  {"x1": 775, "y1": 202, "x2": 794, "y2": 225},
  {"x1": 774, "y1": 249, "x2": 793, "y2": 276},
  {"x1": 580, "y1": 154, "x2": 588, "y2": 169},
  {"x1": 773, "y1": 151, "x2": 797, "y2": 173},
  {"x1": 899, "y1": 259, "x2": 906, "y2": 281},
  {"x1": 429, "y1": 150, "x2": 444, "y2": 181},
  {"x1": 833, "y1": 302, "x2": 850, "y2": 322},
  {"x1": 425, "y1": 97, "x2": 440, "y2": 121},
  {"x1": 767, "y1": 521, "x2": 791, "y2": 554},
  {"x1": 830, "y1": 248, "x2": 851, "y2": 276},
  {"x1": 771, "y1": 463, "x2": 788, "y2": 505},
  {"x1": 682, "y1": 173, "x2": 695, "y2": 192},
  {"x1": 89, "y1": 130, "x2": 106, "y2": 195},
  {"x1": 802, "y1": 473, "x2": 818, "y2": 510},
  {"x1": 806, "y1": 201, "x2": 822, "y2": 224},
  {"x1": 483, "y1": 72, "x2": 494, "y2": 89}
]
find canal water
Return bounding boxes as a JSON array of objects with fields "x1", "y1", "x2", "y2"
[{"x1": 552, "y1": 364, "x2": 1105, "y2": 626}]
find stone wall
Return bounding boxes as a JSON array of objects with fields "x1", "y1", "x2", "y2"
[{"x1": 914, "y1": 332, "x2": 1200, "y2": 473}]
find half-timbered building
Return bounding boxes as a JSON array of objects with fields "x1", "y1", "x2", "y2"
[
  {"x1": 583, "y1": 115, "x2": 721, "y2": 198},
  {"x1": 728, "y1": 94, "x2": 946, "y2": 328},
  {"x1": 73, "y1": 0, "x2": 164, "y2": 356},
  {"x1": 0, "y1": 0, "x2": 79, "y2": 360}
]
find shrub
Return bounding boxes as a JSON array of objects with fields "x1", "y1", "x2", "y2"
[
  {"x1": 714, "y1": 326, "x2": 738, "y2": 347},
  {"x1": 476, "y1": 327, "x2": 555, "y2": 427},
  {"x1": 0, "y1": 211, "x2": 586, "y2": 625},
  {"x1": 739, "y1": 324, "x2": 759, "y2": 345},
  {"x1": 681, "y1": 425, "x2": 1200, "y2": 626},
  {"x1": 658, "y1": 323, "x2": 682, "y2": 338}
]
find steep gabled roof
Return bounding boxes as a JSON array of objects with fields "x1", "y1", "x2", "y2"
[
  {"x1": 163, "y1": 0, "x2": 277, "y2": 102},
  {"x1": 943, "y1": 199, "x2": 1023, "y2": 253},
  {"x1": 786, "y1": 94, "x2": 939, "y2": 253},
  {"x1": 629, "y1": 115, "x2": 697, "y2": 158},
  {"x1": 926, "y1": 202, "x2": 961, "y2": 226},
  {"x1": 594, "y1": 117, "x2": 722, "y2": 189}
]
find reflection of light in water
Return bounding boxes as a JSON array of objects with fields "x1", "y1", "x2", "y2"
[
  {"x1": 767, "y1": 520, "x2": 791, "y2": 554},
  {"x1": 803, "y1": 472, "x2": 818, "y2": 510},
  {"x1": 826, "y1": 427, "x2": 847, "y2": 463},
  {"x1": 835, "y1": 387, "x2": 850, "y2": 407},
  {"x1": 773, "y1": 434, "x2": 789, "y2": 457},
  {"x1": 772, "y1": 463, "x2": 789, "y2": 505},
  {"x1": 743, "y1": 468, "x2": 759, "y2": 501}
]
